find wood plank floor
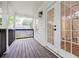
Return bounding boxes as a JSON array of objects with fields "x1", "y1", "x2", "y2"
[{"x1": 2, "y1": 38, "x2": 58, "y2": 58}]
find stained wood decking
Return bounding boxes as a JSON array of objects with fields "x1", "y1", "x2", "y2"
[{"x1": 2, "y1": 38, "x2": 58, "y2": 58}]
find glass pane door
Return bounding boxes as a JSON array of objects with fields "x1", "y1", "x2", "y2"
[{"x1": 47, "y1": 8, "x2": 54, "y2": 45}]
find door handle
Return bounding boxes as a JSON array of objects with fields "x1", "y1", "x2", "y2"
[
  {"x1": 54, "y1": 28, "x2": 56, "y2": 31},
  {"x1": 54, "y1": 25, "x2": 56, "y2": 31}
]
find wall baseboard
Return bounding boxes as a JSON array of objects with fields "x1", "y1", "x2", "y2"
[{"x1": 45, "y1": 46, "x2": 63, "y2": 58}]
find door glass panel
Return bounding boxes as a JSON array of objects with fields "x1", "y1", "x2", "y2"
[
  {"x1": 61, "y1": 2, "x2": 66, "y2": 49},
  {"x1": 47, "y1": 8, "x2": 54, "y2": 45},
  {"x1": 61, "y1": 1, "x2": 71, "y2": 53}
]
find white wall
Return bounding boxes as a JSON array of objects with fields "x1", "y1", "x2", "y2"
[
  {"x1": 34, "y1": 1, "x2": 78, "y2": 58},
  {"x1": 34, "y1": 2, "x2": 54, "y2": 46}
]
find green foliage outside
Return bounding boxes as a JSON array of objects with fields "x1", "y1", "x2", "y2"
[{"x1": 8, "y1": 16, "x2": 14, "y2": 25}]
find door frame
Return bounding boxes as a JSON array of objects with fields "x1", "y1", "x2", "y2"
[{"x1": 46, "y1": 2, "x2": 61, "y2": 53}]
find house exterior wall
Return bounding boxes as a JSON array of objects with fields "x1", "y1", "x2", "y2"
[{"x1": 34, "y1": 1, "x2": 78, "y2": 58}]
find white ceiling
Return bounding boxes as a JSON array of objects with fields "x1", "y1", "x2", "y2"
[{"x1": 8, "y1": 1, "x2": 44, "y2": 17}]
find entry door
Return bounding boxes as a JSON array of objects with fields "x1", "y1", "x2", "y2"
[{"x1": 47, "y1": 7, "x2": 54, "y2": 45}]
